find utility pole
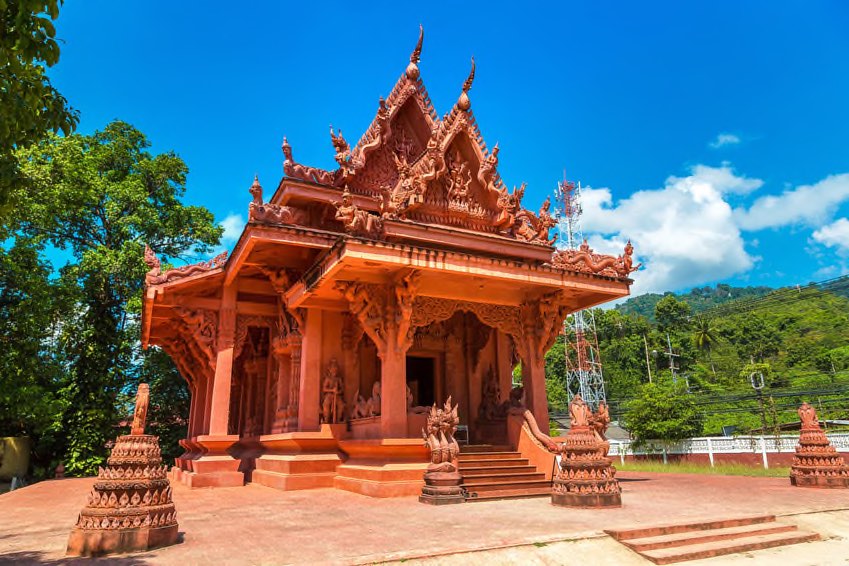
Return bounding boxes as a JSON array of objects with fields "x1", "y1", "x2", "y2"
[
  {"x1": 661, "y1": 332, "x2": 680, "y2": 384},
  {"x1": 749, "y1": 364, "x2": 767, "y2": 433},
  {"x1": 643, "y1": 334, "x2": 653, "y2": 384}
]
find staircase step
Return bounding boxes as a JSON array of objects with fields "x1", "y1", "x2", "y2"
[
  {"x1": 461, "y1": 471, "x2": 546, "y2": 483},
  {"x1": 465, "y1": 486, "x2": 551, "y2": 501},
  {"x1": 640, "y1": 530, "x2": 820, "y2": 564},
  {"x1": 462, "y1": 478, "x2": 551, "y2": 492},
  {"x1": 623, "y1": 523, "x2": 799, "y2": 552},
  {"x1": 460, "y1": 465, "x2": 538, "y2": 476},
  {"x1": 460, "y1": 445, "x2": 512, "y2": 453},
  {"x1": 458, "y1": 458, "x2": 529, "y2": 468},
  {"x1": 458, "y1": 451, "x2": 522, "y2": 460},
  {"x1": 606, "y1": 515, "x2": 776, "y2": 541}
]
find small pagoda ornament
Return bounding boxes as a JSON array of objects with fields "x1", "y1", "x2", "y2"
[
  {"x1": 67, "y1": 384, "x2": 179, "y2": 556},
  {"x1": 552, "y1": 394, "x2": 621, "y2": 507},
  {"x1": 790, "y1": 402, "x2": 849, "y2": 488}
]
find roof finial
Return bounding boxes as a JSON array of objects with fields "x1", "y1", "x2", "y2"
[
  {"x1": 411, "y1": 24, "x2": 424, "y2": 64},
  {"x1": 457, "y1": 57, "x2": 475, "y2": 111},
  {"x1": 463, "y1": 56, "x2": 476, "y2": 93},
  {"x1": 406, "y1": 25, "x2": 424, "y2": 80}
]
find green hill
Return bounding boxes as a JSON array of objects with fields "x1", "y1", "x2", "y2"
[{"x1": 616, "y1": 284, "x2": 774, "y2": 322}]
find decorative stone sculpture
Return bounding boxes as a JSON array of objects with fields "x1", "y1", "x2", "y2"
[
  {"x1": 790, "y1": 402, "x2": 849, "y2": 488},
  {"x1": 420, "y1": 397, "x2": 465, "y2": 505},
  {"x1": 248, "y1": 176, "x2": 306, "y2": 225},
  {"x1": 320, "y1": 358, "x2": 345, "y2": 424},
  {"x1": 144, "y1": 245, "x2": 227, "y2": 286},
  {"x1": 550, "y1": 240, "x2": 640, "y2": 278},
  {"x1": 67, "y1": 384, "x2": 179, "y2": 556},
  {"x1": 334, "y1": 187, "x2": 382, "y2": 238},
  {"x1": 552, "y1": 394, "x2": 621, "y2": 508}
]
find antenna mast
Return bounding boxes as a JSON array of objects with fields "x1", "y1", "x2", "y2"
[{"x1": 554, "y1": 177, "x2": 607, "y2": 410}]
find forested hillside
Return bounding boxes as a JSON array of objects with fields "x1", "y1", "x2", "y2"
[
  {"x1": 545, "y1": 283, "x2": 849, "y2": 437},
  {"x1": 614, "y1": 284, "x2": 774, "y2": 322}
]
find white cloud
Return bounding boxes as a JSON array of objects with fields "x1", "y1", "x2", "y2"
[
  {"x1": 812, "y1": 217, "x2": 849, "y2": 256},
  {"x1": 220, "y1": 213, "x2": 245, "y2": 246},
  {"x1": 709, "y1": 133, "x2": 741, "y2": 149},
  {"x1": 734, "y1": 174, "x2": 849, "y2": 231},
  {"x1": 579, "y1": 165, "x2": 756, "y2": 294}
]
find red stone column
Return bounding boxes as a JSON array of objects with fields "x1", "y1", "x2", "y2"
[
  {"x1": 271, "y1": 339, "x2": 290, "y2": 433},
  {"x1": 298, "y1": 308, "x2": 322, "y2": 431},
  {"x1": 522, "y1": 358, "x2": 549, "y2": 434},
  {"x1": 192, "y1": 283, "x2": 244, "y2": 487},
  {"x1": 287, "y1": 334, "x2": 302, "y2": 430},
  {"x1": 380, "y1": 347, "x2": 408, "y2": 438}
]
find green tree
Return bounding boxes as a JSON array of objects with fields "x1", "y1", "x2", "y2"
[
  {"x1": 691, "y1": 316, "x2": 718, "y2": 377},
  {"x1": 623, "y1": 380, "x2": 703, "y2": 447},
  {"x1": 1, "y1": 0, "x2": 78, "y2": 218},
  {"x1": 11, "y1": 121, "x2": 222, "y2": 475},
  {"x1": 654, "y1": 294, "x2": 692, "y2": 333},
  {"x1": 544, "y1": 336, "x2": 569, "y2": 413}
]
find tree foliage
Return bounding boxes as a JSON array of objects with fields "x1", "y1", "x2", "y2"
[
  {"x1": 623, "y1": 380, "x2": 703, "y2": 445},
  {"x1": 0, "y1": 0, "x2": 78, "y2": 217},
  {"x1": 2, "y1": 121, "x2": 221, "y2": 476}
]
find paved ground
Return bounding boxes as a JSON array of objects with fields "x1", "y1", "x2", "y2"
[{"x1": 1, "y1": 471, "x2": 848, "y2": 565}]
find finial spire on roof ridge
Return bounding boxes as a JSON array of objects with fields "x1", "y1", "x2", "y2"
[
  {"x1": 463, "y1": 56, "x2": 476, "y2": 93},
  {"x1": 406, "y1": 25, "x2": 424, "y2": 80},
  {"x1": 411, "y1": 24, "x2": 424, "y2": 64}
]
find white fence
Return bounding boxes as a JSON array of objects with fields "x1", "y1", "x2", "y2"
[{"x1": 608, "y1": 433, "x2": 849, "y2": 469}]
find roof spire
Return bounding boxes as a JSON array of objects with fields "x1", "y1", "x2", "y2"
[
  {"x1": 457, "y1": 57, "x2": 475, "y2": 111},
  {"x1": 406, "y1": 24, "x2": 424, "y2": 80}
]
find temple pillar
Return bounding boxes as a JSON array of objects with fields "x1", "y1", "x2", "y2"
[
  {"x1": 298, "y1": 309, "x2": 322, "y2": 431},
  {"x1": 287, "y1": 333, "x2": 303, "y2": 430},
  {"x1": 522, "y1": 356, "x2": 549, "y2": 430},
  {"x1": 192, "y1": 283, "x2": 244, "y2": 487},
  {"x1": 203, "y1": 367, "x2": 214, "y2": 434},
  {"x1": 271, "y1": 338, "x2": 290, "y2": 433},
  {"x1": 380, "y1": 347, "x2": 408, "y2": 437}
]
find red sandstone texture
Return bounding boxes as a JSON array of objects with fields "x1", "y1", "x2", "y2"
[
  {"x1": 66, "y1": 384, "x2": 179, "y2": 556},
  {"x1": 552, "y1": 395, "x2": 621, "y2": 507},
  {"x1": 790, "y1": 402, "x2": 849, "y2": 488},
  {"x1": 138, "y1": 26, "x2": 636, "y2": 495}
]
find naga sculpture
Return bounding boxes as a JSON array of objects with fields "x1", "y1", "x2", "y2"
[
  {"x1": 334, "y1": 187, "x2": 382, "y2": 237},
  {"x1": 550, "y1": 239, "x2": 641, "y2": 278},
  {"x1": 282, "y1": 137, "x2": 337, "y2": 185},
  {"x1": 494, "y1": 182, "x2": 525, "y2": 234},
  {"x1": 419, "y1": 397, "x2": 465, "y2": 505},
  {"x1": 248, "y1": 176, "x2": 306, "y2": 225},
  {"x1": 144, "y1": 245, "x2": 227, "y2": 286},
  {"x1": 515, "y1": 197, "x2": 558, "y2": 246},
  {"x1": 330, "y1": 126, "x2": 351, "y2": 167}
]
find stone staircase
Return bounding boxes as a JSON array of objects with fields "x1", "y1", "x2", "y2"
[
  {"x1": 606, "y1": 515, "x2": 820, "y2": 564},
  {"x1": 458, "y1": 444, "x2": 551, "y2": 501}
]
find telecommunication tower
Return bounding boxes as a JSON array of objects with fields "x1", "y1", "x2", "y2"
[{"x1": 554, "y1": 178, "x2": 607, "y2": 410}]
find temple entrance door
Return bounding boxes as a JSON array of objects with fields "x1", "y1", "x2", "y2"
[{"x1": 406, "y1": 356, "x2": 436, "y2": 407}]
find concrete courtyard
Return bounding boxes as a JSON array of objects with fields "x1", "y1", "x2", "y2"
[{"x1": 2, "y1": 471, "x2": 849, "y2": 565}]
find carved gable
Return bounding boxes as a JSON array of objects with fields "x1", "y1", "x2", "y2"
[{"x1": 276, "y1": 27, "x2": 555, "y2": 246}]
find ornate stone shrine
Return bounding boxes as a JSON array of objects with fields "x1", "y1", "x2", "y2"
[
  {"x1": 140, "y1": 26, "x2": 636, "y2": 497},
  {"x1": 552, "y1": 395, "x2": 621, "y2": 507},
  {"x1": 67, "y1": 384, "x2": 179, "y2": 556},
  {"x1": 790, "y1": 402, "x2": 849, "y2": 488}
]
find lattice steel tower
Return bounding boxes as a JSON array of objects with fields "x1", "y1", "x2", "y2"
[{"x1": 554, "y1": 178, "x2": 607, "y2": 410}]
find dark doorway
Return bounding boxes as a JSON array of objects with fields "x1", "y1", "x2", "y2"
[{"x1": 406, "y1": 356, "x2": 435, "y2": 407}]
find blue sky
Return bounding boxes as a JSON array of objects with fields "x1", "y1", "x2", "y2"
[{"x1": 48, "y1": 1, "x2": 849, "y2": 295}]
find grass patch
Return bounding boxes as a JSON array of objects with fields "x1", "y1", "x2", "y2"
[
  {"x1": 533, "y1": 542, "x2": 549, "y2": 548},
  {"x1": 617, "y1": 460, "x2": 789, "y2": 477}
]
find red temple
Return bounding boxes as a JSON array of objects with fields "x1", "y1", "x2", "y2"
[{"x1": 141, "y1": 27, "x2": 636, "y2": 497}]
